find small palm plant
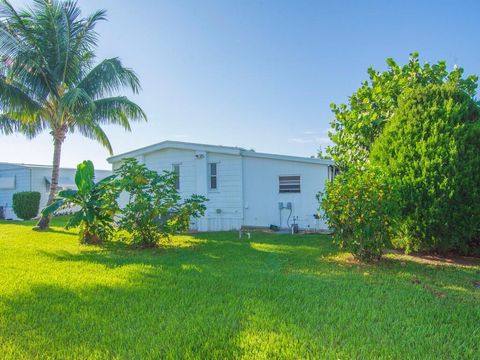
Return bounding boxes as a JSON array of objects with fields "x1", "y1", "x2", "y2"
[
  {"x1": 42, "y1": 160, "x2": 119, "y2": 244},
  {"x1": 0, "y1": 0, "x2": 147, "y2": 229}
]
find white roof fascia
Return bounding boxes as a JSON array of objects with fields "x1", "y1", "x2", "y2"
[
  {"x1": 240, "y1": 150, "x2": 334, "y2": 165},
  {"x1": 107, "y1": 140, "x2": 244, "y2": 163},
  {"x1": 107, "y1": 140, "x2": 335, "y2": 166}
]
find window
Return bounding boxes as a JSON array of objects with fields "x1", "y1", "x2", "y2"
[
  {"x1": 0, "y1": 176, "x2": 15, "y2": 190},
  {"x1": 279, "y1": 175, "x2": 300, "y2": 193},
  {"x1": 209, "y1": 163, "x2": 217, "y2": 190},
  {"x1": 172, "y1": 164, "x2": 180, "y2": 190},
  {"x1": 328, "y1": 165, "x2": 340, "y2": 183}
]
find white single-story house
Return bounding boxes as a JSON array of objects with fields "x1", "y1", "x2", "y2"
[
  {"x1": 0, "y1": 162, "x2": 111, "y2": 220},
  {"x1": 108, "y1": 141, "x2": 336, "y2": 232}
]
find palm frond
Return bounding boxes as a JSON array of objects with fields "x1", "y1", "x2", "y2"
[
  {"x1": 70, "y1": 7, "x2": 106, "y2": 55},
  {"x1": 0, "y1": 21, "x2": 23, "y2": 60},
  {"x1": 54, "y1": 1, "x2": 102, "y2": 86},
  {"x1": 0, "y1": 113, "x2": 46, "y2": 138},
  {"x1": 77, "y1": 58, "x2": 141, "y2": 99},
  {"x1": 74, "y1": 122, "x2": 113, "y2": 154},
  {"x1": 67, "y1": 8, "x2": 106, "y2": 84},
  {"x1": 0, "y1": 74, "x2": 41, "y2": 113},
  {"x1": 0, "y1": 0, "x2": 55, "y2": 96},
  {"x1": 89, "y1": 96, "x2": 147, "y2": 130},
  {"x1": 0, "y1": 114, "x2": 19, "y2": 134},
  {"x1": 60, "y1": 87, "x2": 94, "y2": 114},
  {"x1": 25, "y1": 0, "x2": 77, "y2": 88}
]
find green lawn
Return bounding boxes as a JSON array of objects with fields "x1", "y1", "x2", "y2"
[{"x1": 0, "y1": 218, "x2": 479, "y2": 359}]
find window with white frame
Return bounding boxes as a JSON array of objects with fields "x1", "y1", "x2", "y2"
[
  {"x1": 209, "y1": 162, "x2": 217, "y2": 190},
  {"x1": 172, "y1": 164, "x2": 180, "y2": 190},
  {"x1": 279, "y1": 175, "x2": 300, "y2": 193}
]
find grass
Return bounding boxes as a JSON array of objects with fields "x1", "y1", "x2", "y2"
[{"x1": 0, "y1": 217, "x2": 479, "y2": 359}]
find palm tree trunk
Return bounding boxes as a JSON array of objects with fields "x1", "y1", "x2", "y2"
[{"x1": 36, "y1": 129, "x2": 66, "y2": 230}]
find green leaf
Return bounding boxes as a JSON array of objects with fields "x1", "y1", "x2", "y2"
[
  {"x1": 75, "y1": 160, "x2": 95, "y2": 191},
  {"x1": 42, "y1": 199, "x2": 65, "y2": 216},
  {"x1": 58, "y1": 189, "x2": 78, "y2": 199},
  {"x1": 66, "y1": 211, "x2": 84, "y2": 229}
]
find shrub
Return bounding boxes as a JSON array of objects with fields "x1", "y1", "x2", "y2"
[
  {"x1": 12, "y1": 191, "x2": 41, "y2": 220},
  {"x1": 320, "y1": 166, "x2": 399, "y2": 262},
  {"x1": 329, "y1": 53, "x2": 478, "y2": 170},
  {"x1": 114, "y1": 158, "x2": 207, "y2": 247},
  {"x1": 43, "y1": 161, "x2": 119, "y2": 243},
  {"x1": 371, "y1": 84, "x2": 480, "y2": 254}
]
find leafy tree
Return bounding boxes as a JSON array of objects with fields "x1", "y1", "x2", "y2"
[
  {"x1": 329, "y1": 53, "x2": 478, "y2": 170},
  {"x1": 42, "y1": 160, "x2": 119, "y2": 243},
  {"x1": 320, "y1": 166, "x2": 399, "y2": 262},
  {"x1": 12, "y1": 191, "x2": 41, "y2": 220},
  {"x1": 315, "y1": 146, "x2": 332, "y2": 160},
  {"x1": 0, "y1": 0, "x2": 146, "y2": 230},
  {"x1": 371, "y1": 84, "x2": 480, "y2": 254},
  {"x1": 114, "y1": 158, "x2": 207, "y2": 247}
]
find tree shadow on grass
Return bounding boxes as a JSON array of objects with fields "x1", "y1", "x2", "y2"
[
  {"x1": 0, "y1": 220, "x2": 77, "y2": 241},
  {"x1": 0, "y1": 215, "x2": 71, "y2": 228},
  {"x1": 2, "y1": 224, "x2": 480, "y2": 358},
  {"x1": 39, "y1": 230, "x2": 480, "y2": 295},
  {"x1": 41, "y1": 228, "x2": 78, "y2": 237},
  {"x1": 3, "y1": 233, "x2": 331, "y2": 358},
  {"x1": 2, "y1": 243, "x2": 479, "y2": 359},
  {"x1": 0, "y1": 283, "x2": 245, "y2": 358}
]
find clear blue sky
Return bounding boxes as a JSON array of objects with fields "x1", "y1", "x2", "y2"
[{"x1": 1, "y1": 0, "x2": 479, "y2": 169}]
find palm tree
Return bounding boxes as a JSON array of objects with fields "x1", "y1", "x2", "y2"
[{"x1": 0, "y1": 0, "x2": 146, "y2": 229}]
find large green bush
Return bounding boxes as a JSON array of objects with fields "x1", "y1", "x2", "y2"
[
  {"x1": 329, "y1": 53, "x2": 477, "y2": 170},
  {"x1": 12, "y1": 191, "x2": 41, "y2": 220},
  {"x1": 371, "y1": 84, "x2": 480, "y2": 254},
  {"x1": 115, "y1": 158, "x2": 207, "y2": 247},
  {"x1": 320, "y1": 166, "x2": 399, "y2": 262}
]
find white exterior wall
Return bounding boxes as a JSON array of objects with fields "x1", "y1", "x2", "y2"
[
  {"x1": 0, "y1": 164, "x2": 31, "y2": 219},
  {"x1": 202, "y1": 152, "x2": 243, "y2": 231},
  {"x1": 242, "y1": 156, "x2": 329, "y2": 231},
  {"x1": 144, "y1": 149, "x2": 197, "y2": 195},
  {"x1": 0, "y1": 163, "x2": 111, "y2": 220},
  {"x1": 116, "y1": 149, "x2": 244, "y2": 231},
  {"x1": 32, "y1": 168, "x2": 77, "y2": 211},
  {"x1": 109, "y1": 145, "x2": 330, "y2": 232}
]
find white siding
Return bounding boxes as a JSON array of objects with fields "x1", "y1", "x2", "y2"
[
  {"x1": 243, "y1": 156, "x2": 329, "y2": 230},
  {"x1": 112, "y1": 149, "x2": 244, "y2": 231},
  {"x1": 108, "y1": 143, "x2": 331, "y2": 232},
  {"x1": 0, "y1": 164, "x2": 111, "y2": 220},
  {"x1": 202, "y1": 153, "x2": 243, "y2": 231},
  {"x1": 0, "y1": 165, "x2": 31, "y2": 219},
  {"x1": 143, "y1": 149, "x2": 243, "y2": 231},
  {"x1": 144, "y1": 148, "x2": 197, "y2": 196},
  {"x1": 30, "y1": 168, "x2": 75, "y2": 211}
]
